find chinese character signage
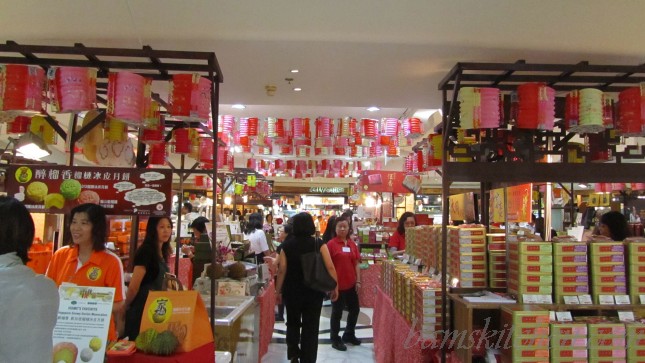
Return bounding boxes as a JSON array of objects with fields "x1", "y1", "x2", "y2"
[
  {"x1": 6, "y1": 165, "x2": 172, "y2": 216},
  {"x1": 506, "y1": 183, "x2": 532, "y2": 223},
  {"x1": 490, "y1": 187, "x2": 506, "y2": 223},
  {"x1": 52, "y1": 285, "x2": 114, "y2": 363},
  {"x1": 358, "y1": 171, "x2": 421, "y2": 194}
]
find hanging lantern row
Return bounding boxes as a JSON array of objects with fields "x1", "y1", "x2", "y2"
[
  {"x1": 246, "y1": 158, "x2": 372, "y2": 179},
  {"x1": 0, "y1": 64, "x2": 212, "y2": 126},
  {"x1": 146, "y1": 139, "x2": 233, "y2": 170},
  {"x1": 594, "y1": 183, "x2": 645, "y2": 193},
  {"x1": 457, "y1": 83, "x2": 645, "y2": 138}
]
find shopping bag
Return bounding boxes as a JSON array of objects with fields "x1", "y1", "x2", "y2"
[
  {"x1": 140, "y1": 290, "x2": 213, "y2": 352},
  {"x1": 301, "y1": 239, "x2": 337, "y2": 292}
]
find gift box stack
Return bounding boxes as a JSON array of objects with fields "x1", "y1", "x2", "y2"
[
  {"x1": 626, "y1": 323, "x2": 645, "y2": 363},
  {"x1": 487, "y1": 233, "x2": 507, "y2": 289},
  {"x1": 550, "y1": 322, "x2": 588, "y2": 362},
  {"x1": 405, "y1": 225, "x2": 440, "y2": 268},
  {"x1": 587, "y1": 322, "x2": 626, "y2": 363},
  {"x1": 589, "y1": 242, "x2": 627, "y2": 304},
  {"x1": 501, "y1": 305, "x2": 550, "y2": 363},
  {"x1": 448, "y1": 225, "x2": 487, "y2": 288},
  {"x1": 394, "y1": 266, "x2": 419, "y2": 320},
  {"x1": 628, "y1": 241, "x2": 645, "y2": 304},
  {"x1": 553, "y1": 242, "x2": 590, "y2": 304},
  {"x1": 412, "y1": 279, "x2": 446, "y2": 340},
  {"x1": 382, "y1": 260, "x2": 409, "y2": 298},
  {"x1": 507, "y1": 240, "x2": 553, "y2": 303}
]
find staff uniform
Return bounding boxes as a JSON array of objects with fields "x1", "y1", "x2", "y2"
[
  {"x1": 245, "y1": 229, "x2": 269, "y2": 263},
  {"x1": 327, "y1": 236, "x2": 361, "y2": 344},
  {"x1": 1, "y1": 252, "x2": 59, "y2": 363},
  {"x1": 388, "y1": 230, "x2": 406, "y2": 251},
  {"x1": 47, "y1": 245, "x2": 125, "y2": 341}
]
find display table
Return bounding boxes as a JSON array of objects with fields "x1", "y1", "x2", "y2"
[
  {"x1": 256, "y1": 280, "x2": 275, "y2": 363},
  {"x1": 107, "y1": 342, "x2": 215, "y2": 363},
  {"x1": 358, "y1": 263, "x2": 381, "y2": 308},
  {"x1": 373, "y1": 286, "x2": 438, "y2": 363},
  {"x1": 168, "y1": 256, "x2": 193, "y2": 290}
]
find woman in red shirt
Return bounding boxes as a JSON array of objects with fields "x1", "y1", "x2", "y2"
[
  {"x1": 388, "y1": 212, "x2": 416, "y2": 254},
  {"x1": 327, "y1": 215, "x2": 361, "y2": 351}
]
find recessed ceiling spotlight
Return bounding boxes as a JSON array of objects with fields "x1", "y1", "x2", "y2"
[
  {"x1": 293, "y1": 87, "x2": 302, "y2": 92},
  {"x1": 232, "y1": 104, "x2": 246, "y2": 109},
  {"x1": 290, "y1": 69, "x2": 299, "y2": 73},
  {"x1": 367, "y1": 106, "x2": 380, "y2": 112}
]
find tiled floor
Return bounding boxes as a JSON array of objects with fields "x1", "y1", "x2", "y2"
[{"x1": 262, "y1": 303, "x2": 376, "y2": 362}]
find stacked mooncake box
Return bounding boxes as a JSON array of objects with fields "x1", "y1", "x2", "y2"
[
  {"x1": 405, "y1": 225, "x2": 440, "y2": 269},
  {"x1": 627, "y1": 241, "x2": 645, "y2": 304},
  {"x1": 550, "y1": 322, "x2": 588, "y2": 362},
  {"x1": 553, "y1": 242, "x2": 590, "y2": 304},
  {"x1": 589, "y1": 242, "x2": 627, "y2": 304},
  {"x1": 507, "y1": 240, "x2": 553, "y2": 303},
  {"x1": 501, "y1": 305, "x2": 550, "y2": 363},
  {"x1": 412, "y1": 279, "x2": 447, "y2": 340},
  {"x1": 448, "y1": 225, "x2": 487, "y2": 288},
  {"x1": 587, "y1": 322, "x2": 626, "y2": 363},
  {"x1": 626, "y1": 322, "x2": 645, "y2": 363},
  {"x1": 487, "y1": 233, "x2": 507, "y2": 289}
]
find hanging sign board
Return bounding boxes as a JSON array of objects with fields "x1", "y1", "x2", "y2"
[
  {"x1": 490, "y1": 188, "x2": 506, "y2": 223},
  {"x1": 358, "y1": 171, "x2": 421, "y2": 194},
  {"x1": 52, "y1": 285, "x2": 114, "y2": 363},
  {"x1": 506, "y1": 183, "x2": 533, "y2": 223},
  {"x1": 449, "y1": 192, "x2": 476, "y2": 222},
  {"x1": 6, "y1": 165, "x2": 172, "y2": 215}
]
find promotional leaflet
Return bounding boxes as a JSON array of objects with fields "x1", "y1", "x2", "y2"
[{"x1": 52, "y1": 285, "x2": 115, "y2": 363}]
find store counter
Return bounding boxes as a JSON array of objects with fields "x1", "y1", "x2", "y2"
[
  {"x1": 107, "y1": 342, "x2": 215, "y2": 363},
  {"x1": 373, "y1": 286, "x2": 439, "y2": 363}
]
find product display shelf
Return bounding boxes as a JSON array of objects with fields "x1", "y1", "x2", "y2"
[
  {"x1": 437, "y1": 61, "x2": 645, "y2": 363},
  {"x1": 0, "y1": 40, "x2": 226, "y2": 337}
]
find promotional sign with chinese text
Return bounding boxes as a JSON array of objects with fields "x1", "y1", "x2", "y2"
[
  {"x1": 506, "y1": 183, "x2": 533, "y2": 223},
  {"x1": 52, "y1": 285, "x2": 114, "y2": 363},
  {"x1": 358, "y1": 171, "x2": 421, "y2": 194},
  {"x1": 6, "y1": 165, "x2": 172, "y2": 215}
]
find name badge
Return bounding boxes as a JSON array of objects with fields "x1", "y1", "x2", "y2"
[{"x1": 342, "y1": 247, "x2": 351, "y2": 253}]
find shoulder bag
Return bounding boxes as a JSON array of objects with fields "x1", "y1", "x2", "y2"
[{"x1": 300, "y1": 238, "x2": 337, "y2": 292}]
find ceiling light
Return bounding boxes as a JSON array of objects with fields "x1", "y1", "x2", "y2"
[
  {"x1": 232, "y1": 104, "x2": 246, "y2": 110},
  {"x1": 577, "y1": 183, "x2": 588, "y2": 189},
  {"x1": 293, "y1": 87, "x2": 302, "y2": 92},
  {"x1": 367, "y1": 107, "x2": 380, "y2": 112},
  {"x1": 15, "y1": 133, "x2": 51, "y2": 160},
  {"x1": 290, "y1": 69, "x2": 299, "y2": 73}
]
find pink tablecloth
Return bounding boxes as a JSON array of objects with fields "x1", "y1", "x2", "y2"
[
  {"x1": 373, "y1": 286, "x2": 438, "y2": 363},
  {"x1": 256, "y1": 280, "x2": 276, "y2": 363},
  {"x1": 107, "y1": 342, "x2": 215, "y2": 363},
  {"x1": 168, "y1": 256, "x2": 193, "y2": 290},
  {"x1": 358, "y1": 263, "x2": 381, "y2": 308}
]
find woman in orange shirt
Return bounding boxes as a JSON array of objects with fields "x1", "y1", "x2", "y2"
[{"x1": 46, "y1": 203, "x2": 125, "y2": 341}]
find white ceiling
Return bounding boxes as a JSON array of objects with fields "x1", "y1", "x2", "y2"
[{"x1": 2, "y1": 0, "x2": 645, "y2": 187}]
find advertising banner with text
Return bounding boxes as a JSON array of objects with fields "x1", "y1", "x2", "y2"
[
  {"x1": 6, "y1": 165, "x2": 172, "y2": 216},
  {"x1": 358, "y1": 171, "x2": 421, "y2": 194},
  {"x1": 506, "y1": 183, "x2": 533, "y2": 223}
]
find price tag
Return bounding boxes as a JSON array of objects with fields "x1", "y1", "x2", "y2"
[
  {"x1": 414, "y1": 258, "x2": 422, "y2": 266},
  {"x1": 578, "y1": 295, "x2": 593, "y2": 305},
  {"x1": 618, "y1": 311, "x2": 636, "y2": 322},
  {"x1": 640, "y1": 295, "x2": 645, "y2": 304},
  {"x1": 549, "y1": 311, "x2": 557, "y2": 321},
  {"x1": 523, "y1": 294, "x2": 538, "y2": 304},
  {"x1": 615, "y1": 295, "x2": 631, "y2": 305},
  {"x1": 563, "y1": 296, "x2": 580, "y2": 305},
  {"x1": 368, "y1": 260, "x2": 375, "y2": 265},
  {"x1": 599, "y1": 295, "x2": 615, "y2": 305},
  {"x1": 556, "y1": 311, "x2": 573, "y2": 322},
  {"x1": 537, "y1": 294, "x2": 553, "y2": 304}
]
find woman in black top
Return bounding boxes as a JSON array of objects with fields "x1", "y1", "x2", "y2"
[
  {"x1": 321, "y1": 215, "x2": 337, "y2": 244},
  {"x1": 124, "y1": 216, "x2": 172, "y2": 339},
  {"x1": 276, "y1": 212, "x2": 338, "y2": 363}
]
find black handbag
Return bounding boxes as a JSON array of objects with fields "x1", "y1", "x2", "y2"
[{"x1": 301, "y1": 238, "x2": 337, "y2": 292}]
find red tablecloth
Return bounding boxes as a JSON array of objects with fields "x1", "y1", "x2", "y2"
[
  {"x1": 256, "y1": 280, "x2": 276, "y2": 363},
  {"x1": 168, "y1": 256, "x2": 193, "y2": 290},
  {"x1": 373, "y1": 286, "x2": 438, "y2": 363},
  {"x1": 107, "y1": 342, "x2": 215, "y2": 363},
  {"x1": 358, "y1": 263, "x2": 381, "y2": 308}
]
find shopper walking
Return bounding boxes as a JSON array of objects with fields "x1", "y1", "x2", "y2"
[
  {"x1": 321, "y1": 215, "x2": 337, "y2": 244},
  {"x1": 264, "y1": 223, "x2": 293, "y2": 322},
  {"x1": 245, "y1": 212, "x2": 270, "y2": 264},
  {"x1": 46, "y1": 203, "x2": 125, "y2": 341},
  {"x1": 327, "y1": 215, "x2": 362, "y2": 351},
  {"x1": 183, "y1": 216, "x2": 213, "y2": 285},
  {"x1": 0, "y1": 196, "x2": 59, "y2": 363},
  {"x1": 276, "y1": 212, "x2": 338, "y2": 363},
  {"x1": 124, "y1": 216, "x2": 173, "y2": 340}
]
